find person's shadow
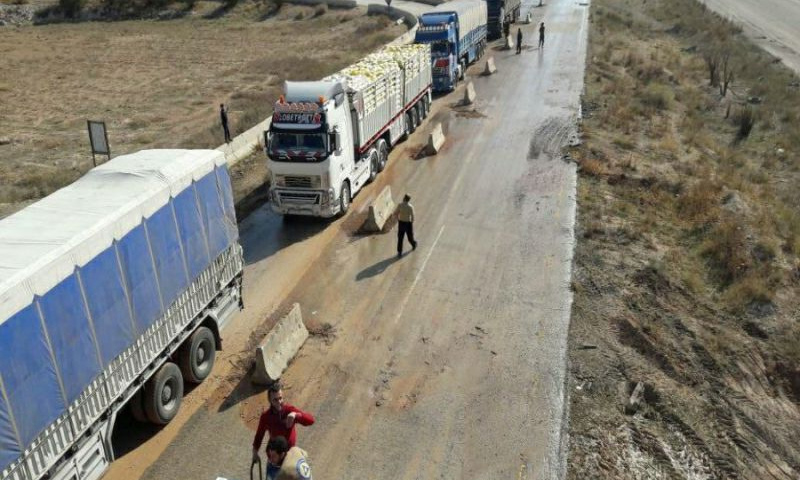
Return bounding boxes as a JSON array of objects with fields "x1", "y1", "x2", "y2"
[{"x1": 356, "y1": 255, "x2": 402, "y2": 281}]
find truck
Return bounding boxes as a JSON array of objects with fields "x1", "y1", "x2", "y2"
[
  {"x1": 0, "y1": 149, "x2": 244, "y2": 480},
  {"x1": 414, "y1": 0, "x2": 488, "y2": 92},
  {"x1": 486, "y1": 0, "x2": 521, "y2": 39},
  {"x1": 265, "y1": 44, "x2": 432, "y2": 218}
]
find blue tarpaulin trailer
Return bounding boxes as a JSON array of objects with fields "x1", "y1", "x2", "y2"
[
  {"x1": 415, "y1": 0, "x2": 488, "y2": 92},
  {"x1": 0, "y1": 149, "x2": 244, "y2": 480}
]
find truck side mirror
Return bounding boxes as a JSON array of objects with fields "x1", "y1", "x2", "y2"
[
  {"x1": 329, "y1": 132, "x2": 340, "y2": 153},
  {"x1": 264, "y1": 131, "x2": 272, "y2": 155}
]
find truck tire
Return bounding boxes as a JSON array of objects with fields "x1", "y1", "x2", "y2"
[
  {"x1": 339, "y1": 182, "x2": 351, "y2": 215},
  {"x1": 405, "y1": 112, "x2": 415, "y2": 136},
  {"x1": 417, "y1": 102, "x2": 427, "y2": 121},
  {"x1": 143, "y1": 362, "x2": 183, "y2": 425},
  {"x1": 377, "y1": 139, "x2": 389, "y2": 172},
  {"x1": 367, "y1": 149, "x2": 378, "y2": 183},
  {"x1": 129, "y1": 389, "x2": 148, "y2": 423},
  {"x1": 178, "y1": 326, "x2": 216, "y2": 384},
  {"x1": 459, "y1": 60, "x2": 466, "y2": 80}
]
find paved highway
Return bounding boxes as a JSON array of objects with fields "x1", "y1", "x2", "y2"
[
  {"x1": 702, "y1": 0, "x2": 800, "y2": 74},
  {"x1": 105, "y1": 0, "x2": 589, "y2": 478}
]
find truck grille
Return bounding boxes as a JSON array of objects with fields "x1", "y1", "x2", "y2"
[
  {"x1": 433, "y1": 67, "x2": 449, "y2": 76},
  {"x1": 284, "y1": 176, "x2": 314, "y2": 188},
  {"x1": 278, "y1": 191, "x2": 321, "y2": 205}
]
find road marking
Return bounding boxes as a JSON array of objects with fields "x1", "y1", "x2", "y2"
[{"x1": 393, "y1": 224, "x2": 446, "y2": 325}]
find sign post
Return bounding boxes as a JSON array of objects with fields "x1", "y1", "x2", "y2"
[{"x1": 87, "y1": 120, "x2": 111, "y2": 167}]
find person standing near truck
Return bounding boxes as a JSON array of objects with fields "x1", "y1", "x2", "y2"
[
  {"x1": 397, "y1": 194, "x2": 417, "y2": 257},
  {"x1": 220, "y1": 103, "x2": 232, "y2": 143},
  {"x1": 538, "y1": 22, "x2": 546, "y2": 48},
  {"x1": 516, "y1": 28, "x2": 523, "y2": 54},
  {"x1": 252, "y1": 383, "x2": 315, "y2": 463}
]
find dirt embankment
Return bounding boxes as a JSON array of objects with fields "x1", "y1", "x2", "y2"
[
  {"x1": 567, "y1": 0, "x2": 800, "y2": 478},
  {"x1": 0, "y1": 0, "x2": 404, "y2": 218}
]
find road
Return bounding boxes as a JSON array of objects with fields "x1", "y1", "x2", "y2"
[
  {"x1": 702, "y1": 0, "x2": 800, "y2": 74},
  {"x1": 105, "y1": 0, "x2": 589, "y2": 478}
]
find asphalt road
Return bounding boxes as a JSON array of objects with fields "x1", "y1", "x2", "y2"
[
  {"x1": 106, "y1": 0, "x2": 589, "y2": 478},
  {"x1": 702, "y1": 0, "x2": 800, "y2": 74}
]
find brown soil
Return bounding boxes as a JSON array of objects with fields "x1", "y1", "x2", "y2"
[
  {"x1": 567, "y1": 0, "x2": 800, "y2": 478},
  {"x1": 0, "y1": 0, "x2": 404, "y2": 218}
]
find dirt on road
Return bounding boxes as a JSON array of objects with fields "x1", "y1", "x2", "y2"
[
  {"x1": 567, "y1": 0, "x2": 800, "y2": 478},
  {"x1": 0, "y1": 0, "x2": 404, "y2": 218}
]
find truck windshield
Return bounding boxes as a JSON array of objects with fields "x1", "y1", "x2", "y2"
[
  {"x1": 431, "y1": 41, "x2": 450, "y2": 56},
  {"x1": 271, "y1": 133, "x2": 328, "y2": 161}
]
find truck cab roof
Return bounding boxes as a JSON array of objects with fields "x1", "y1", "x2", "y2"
[{"x1": 284, "y1": 81, "x2": 344, "y2": 104}]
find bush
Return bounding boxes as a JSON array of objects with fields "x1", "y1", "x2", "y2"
[
  {"x1": 702, "y1": 215, "x2": 751, "y2": 284},
  {"x1": 735, "y1": 105, "x2": 756, "y2": 141},
  {"x1": 639, "y1": 83, "x2": 674, "y2": 111},
  {"x1": 59, "y1": 0, "x2": 84, "y2": 18},
  {"x1": 313, "y1": 3, "x2": 327, "y2": 17}
]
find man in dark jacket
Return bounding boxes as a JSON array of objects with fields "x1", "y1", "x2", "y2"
[
  {"x1": 220, "y1": 103, "x2": 232, "y2": 143},
  {"x1": 539, "y1": 22, "x2": 546, "y2": 48},
  {"x1": 516, "y1": 28, "x2": 523, "y2": 54}
]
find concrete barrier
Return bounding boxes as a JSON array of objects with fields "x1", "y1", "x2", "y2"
[
  {"x1": 427, "y1": 122, "x2": 445, "y2": 154},
  {"x1": 505, "y1": 35, "x2": 514, "y2": 50},
  {"x1": 483, "y1": 56, "x2": 497, "y2": 75},
  {"x1": 251, "y1": 303, "x2": 309, "y2": 385},
  {"x1": 462, "y1": 81, "x2": 476, "y2": 106},
  {"x1": 362, "y1": 185, "x2": 396, "y2": 232},
  {"x1": 525, "y1": 12, "x2": 532, "y2": 24}
]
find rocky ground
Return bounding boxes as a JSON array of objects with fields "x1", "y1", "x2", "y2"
[{"x1": 566, "y1": 0, "x2": 800, "y2": 478}]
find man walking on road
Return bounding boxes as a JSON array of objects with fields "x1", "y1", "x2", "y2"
[
  {"x1": 220, "y1": 103, "x2": 232, "y2": 143},
  {"x1": 516, "y1": 28, "x2": 523, "y2": 54},
  {"x1": 396, "y1": 194, "x2": 417, "y2": 257},
  {"x1": 265, "y1": 436, "x2": 313, "y2": 480},
  {"x1": 538, "y1": 22, "x2": 546, "y2": 49},
  {"x1": 252, "y1": 383, "x2": 315, "y2": 463}
]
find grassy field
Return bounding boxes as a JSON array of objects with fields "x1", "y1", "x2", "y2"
[
  {"x1": 567, "y1": 0, "x2": 800, "y2": 478},
  {"x1": 0, "y1": 1, "x2": 404, "y2": 217}
]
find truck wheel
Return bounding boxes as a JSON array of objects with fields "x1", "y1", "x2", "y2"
[
  {"x1": 418, "y1": 102, "x2": 427, "y2": 120},
  {"x1": 178, "y1": 326, "x2": 216, "y2": 384},
  {"x1": 459, "y1": 60, "x2": 466, "y2": 80},
  {"x1": 377, "y1": 139, "x2": 389, "y2": 172},
  {"x1": 144, "y1": 362, "x2": 183, "y2": 425},
  {"x1": 367, "y1": 149, "x2": 378, "y2": 183},
  {"x1": 129, "y1": 389, "x2": 148, "y2": 423},
  {"x1": 405, "y1": 112, "x2": 415, "y2": 136},
  {"x1": 339, "y1": 182, "x2": 351, "y2": 215}
]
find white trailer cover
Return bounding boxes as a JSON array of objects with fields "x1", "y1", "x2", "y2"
[{"x1": 430, "y1": 0, "x2": 488, "y2": 44}]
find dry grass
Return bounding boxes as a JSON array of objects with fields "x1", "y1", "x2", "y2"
[
  {"x1": 568, "y1": 0, "x2": 800, "y2": 478},
  {"x1": 0, "y1": 1, "x2": 404, "y2": 217}
]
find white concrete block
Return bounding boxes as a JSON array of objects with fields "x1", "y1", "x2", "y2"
[{"x1": 251, "y1": 303, "x2": 308, "y2": 385}]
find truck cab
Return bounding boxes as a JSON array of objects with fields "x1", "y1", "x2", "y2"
[
  {"x1": 415, "y1": 14, "x2": 462, "y2": 92},
  {"x1": 266, "y1": 82, "x2": 367, "y2": 218}
]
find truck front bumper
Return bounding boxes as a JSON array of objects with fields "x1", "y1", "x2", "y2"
[{"x1": 269, "y1": 188, "x2": 339, "y2": 218}]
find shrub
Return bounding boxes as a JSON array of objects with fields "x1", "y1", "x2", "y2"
[
  {"x1": 313, "y1": 3, "x2": 327, "y2": 17},
  {"x1": 639, "y1": 83, "x2": 674, "y2": 111},
  {"x1": 735, "y1": 105, "x2": 756, "y2": 141},
  {"x1": 702, "y1": 215, "x2": 751, "y2": 284},
  {"x1": 59, "y1": 0, "x2": 84, "y2": 18},
  {"x1": 677, "y1": 180, "x2": 722, "y2": 221}
]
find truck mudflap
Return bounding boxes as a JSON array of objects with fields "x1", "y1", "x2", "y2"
[{"x1": 0, "y1": 245, "x2": 244, "y2": 480}]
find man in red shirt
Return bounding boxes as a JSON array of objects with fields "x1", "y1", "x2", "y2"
[{"x1": 252, "y1": 383, "x2": 315, "y2": 462}]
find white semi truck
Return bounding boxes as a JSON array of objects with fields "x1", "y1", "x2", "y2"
[
  {"x1": 265, "y1": 44, "x2": 432, "y2": 217},
  {"x1": 0, "y1": 150, "x2": 244, "y2": 480}
]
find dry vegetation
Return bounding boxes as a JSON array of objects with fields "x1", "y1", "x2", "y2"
[
  {"x1": 0, "y1": 0, "x2": 404, "y2": 217},
  {"x1": 568, "y1": 0, "x2": 800, "y2": 478}
]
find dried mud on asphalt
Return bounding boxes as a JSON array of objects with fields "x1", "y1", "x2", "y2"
[{"x1": 566, "y1": 0, "x2": 800, "y2": 478}]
